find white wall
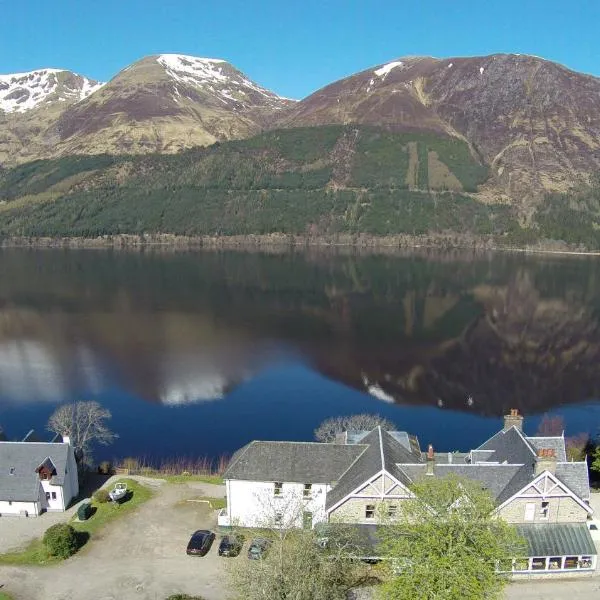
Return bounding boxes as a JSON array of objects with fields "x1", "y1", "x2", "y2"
[
  {"x1": 62, "y1": 445, "x2": 79, "y2": 507},
  {"x1": 41, "y1": 479, "x2": 64, "y2": 511},
  {"x1": 0, "y1": 500, "x2": 40, "y2": 516},
  {"x1": 226, "y1": 479, "x2": 329, "y2": 528}
]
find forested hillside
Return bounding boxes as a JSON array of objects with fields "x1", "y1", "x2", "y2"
[{"x1": 0, "y1": 126, "x2": 598, "y2": 249}]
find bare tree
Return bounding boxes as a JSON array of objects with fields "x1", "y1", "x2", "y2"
[
  {"x1": 228, "y1": 499, "x2": 372, "y2": 600},
  {"x1": 315, "y1": 414, "x2": 396, "y2": 443},
  {"x1": 47, "y1": 401, "x2": 117, "y2": 461},
  {"x1": 536, "y1": 414, "x2": 565, "y2": 436}
]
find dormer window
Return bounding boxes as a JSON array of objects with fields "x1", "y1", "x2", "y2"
[{"x1": 9, "y1": 467, "x2": 15, "y2": 475}]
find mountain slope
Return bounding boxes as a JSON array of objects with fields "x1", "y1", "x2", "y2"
[
  {"x1": 1, "y1": 126, "x2": 598, "y2": 248},
  {"x1": 0, "y1": 68, "x2": 103, "y2": 166},
  {"x1": 277, "y1": 54, "x2": 600, "y2": 200},
  {"x1": 53, "y1": 54, "x2": 293, "y2": 156}
]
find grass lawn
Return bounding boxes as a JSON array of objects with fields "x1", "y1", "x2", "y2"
[
  {"x1": 0, "y1": 592, "x2": 14, "y2": 600},
  {"x1": 181, "y1": 496, "x2": 226, "y2": 510},
  {"x1": 0, "y1": 479, "x2": 152, "y2": 566},
  {"x1": 143, "y1": 473, "x2": 223, "y2": 485}
]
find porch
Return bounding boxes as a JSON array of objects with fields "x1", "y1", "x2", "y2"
[{"x1": 501, "y1": 523, "x2": 597, "y2": 575}]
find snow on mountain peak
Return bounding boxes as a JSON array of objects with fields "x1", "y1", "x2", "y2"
[
  {"x1": 374, "y1": 61, "x2": 404, "y2": 79},
  {"x1": 0, "y1": 68, "x2": 103, "y2": 113},
  {"x1": 156, "y1": 53, "x2": 288, "y2": 107}
]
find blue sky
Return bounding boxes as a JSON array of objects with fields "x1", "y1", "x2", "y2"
[{"x1": 1, "y1": 0, "x2": 598, "y2": 99}]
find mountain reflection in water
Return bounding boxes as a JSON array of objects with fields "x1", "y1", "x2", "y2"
[{"x1": 0, "y1": 248, "x2": 599, "y2": 456}]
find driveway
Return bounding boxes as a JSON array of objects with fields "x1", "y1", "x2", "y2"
[
  {"x1": 505, "y1": 578, "x2": 600, "y2": 599},
  {"x1": 0, "y1": 497, "x2": 88, "y2": 554},
  {"x1": 0, "y1": 479, "x2": 231, "y2": 600}
]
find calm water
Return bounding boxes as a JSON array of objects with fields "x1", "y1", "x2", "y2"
[{"x1": 0, "y1": 248, "x2": 599, "y2": 462}]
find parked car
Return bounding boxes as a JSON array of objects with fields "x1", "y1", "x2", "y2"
[
  {"x1": 248, "y1": 537, "x2": 271, "y2": 560},
  {"x1": 218, "y1": 533, "x2": 244, "y2": 557},
  {"x1": 186, "y1": 530, "x2": 216, "y2": 556}
]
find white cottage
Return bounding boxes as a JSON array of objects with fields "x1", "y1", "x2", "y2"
[{"x1": 0, "y1": 436, "x2": 79, "y2": 516}]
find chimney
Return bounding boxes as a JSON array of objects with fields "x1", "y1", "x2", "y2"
[
  {"x1": 535, "y1": 448, "x2": 557, "y2": 475},
  {"x1": 426, "y1": 444, "x2": 435, "y2": 475},
  {"x1": 503, "y1": 408, "x2": 523, "y2": 432},
  {"x1": 62, "y1": 435, "x2": 71, "y2": 446}
]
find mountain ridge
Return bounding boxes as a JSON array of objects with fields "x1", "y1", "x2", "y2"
[{"x1": 1, "y1": 52, "x2": 600, "y2": 209}]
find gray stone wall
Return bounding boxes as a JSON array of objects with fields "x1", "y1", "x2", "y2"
[{"x1": 498, "y1": 497, "x2": 588, "y2": 523}]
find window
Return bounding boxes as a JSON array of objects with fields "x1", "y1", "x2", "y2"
[
  {"x1": 524, "y1": 502, "x2": 535, "y2": 521},
  {"x1": 579, "y1": 556, "x2": 593, "y2": 569},
  {"x1": 274, "y1": 512, "x2": 283, "y2": 526},
  {"x1": 51, "y1": 492, "x2": 57, "y2": 500},
  {"x1": 303, "y1": 483, "x2": 312, "y2": 498},
  {"x1": 365, "y1": 504, "x2": 376, "y2": 519},
  {"x1": 540, "y1": 501, "x2": 549, "y2": 519},
  {"x1": 531, "y1": 557, "x2": 546, "y2": 570},
  {"x1": 8, "y1": 501, "x2": 12, "y2": 506},
  {"x1": 548, "y1": 557, "x2": 562, "y2": 570},
  {"x1": 388, "y1": 505, "x2": 398, "y2": 518},
  {"x1": 302, "y1": 511, "x2": 312, "y2": 529},
  {"x1": 41, "y1": 472, "x2": 49, "y2": 481},
  {"x1": 45, "y1": 492, "x2": 51, "y2": 501},
  {"x1": 274, "y1": 482, "x2": 283, "y2": 497},
  {"x1": 9, "y1": 467, "x2": 15, "y2": 475},
  {"x1": 564, "y1": 556, "x2": 578, "y2": 569},
  {"x1": 512, "y1": 559, "x2": 529, "y2": 572}
]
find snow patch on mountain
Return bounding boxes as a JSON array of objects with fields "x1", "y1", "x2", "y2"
[
  {"x1": 157, "y1": 53, "x2": 291, "y2": 107},
  {"x1": 0, "y1": 68, "x2": 103, "y2": 113},
  {"x1": 374, "y1": 61, "x2": 404, "y2": 79}
]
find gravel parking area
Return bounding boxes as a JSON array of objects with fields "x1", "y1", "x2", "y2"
[
  {"x1": 0, "y1": 479, "x2": 231, "y2": 600},
  {"x1": 0, "y1": 499, "x2": 85, "y2": 553}
]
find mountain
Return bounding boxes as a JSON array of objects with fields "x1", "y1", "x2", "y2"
[
  {"x1": 4, "y1": 125, "x2": 598, "y2": 250},
  {"x1": 0, "y1": 68, "x2": 103, "y2": 166},
  {"x1": 53, "y1": 54, "x2": 293, "y2": 157},
  {"x1": 0, "y1": 54, "x2": 293, "y2": 167},
  {"x1": 277, "y1": 54, "x2": 600, "y2": 200}
]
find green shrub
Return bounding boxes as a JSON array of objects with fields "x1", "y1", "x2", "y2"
[
  {"x1": 166, "y1": 595, "x2": 207, "y2": 600},
  {"x1": 43, "y1": 523, "x2": 78, "y2": 558},
  {"x1": 93, "y1": 489, "x2": 110, "y2": 504}
]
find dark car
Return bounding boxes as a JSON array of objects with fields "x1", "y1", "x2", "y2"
[
  {"x1": 218, "y1": 534, "x2": 244, "y2": 557},
  {"x1": 248, "y1": 537, "x2": 271, "y2": 560},
  {"x1": 186, "y1": 530, "x2": 215, "y2": 556}
]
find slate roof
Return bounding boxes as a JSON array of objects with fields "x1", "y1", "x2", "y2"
[
  {"x1": 222, "y1": 441, "x2": 365, "y2": 484},
  {"x1": 516, "y1": 523, "x2": 596, "y2": 556},
  {"x1": 226, "y1": 423, "x2": 591, "y2": 516},
  {"x1": 345, "y1": 430, "x2": 421, "y2": 457},
  {"x1": 555, "y1": 462, "x2": 591, "y2": 501},
  {"x1": 435, "y1": 464, "x2": 524, "y2": 501},
  {"x1": 526, "y1": 436, "x2": 567, "y2": 462},
  {"x1": 427, "y1": 452, "x2": 470, "y2": 465},
  {"x1": 325, "y1": 428, "x2": 422, "y2": 511},
  {"x1": 477, "y1": 427, "x2": 537, "y2": 466},
  {"x1": 0, "y1": 442, "x2": 70, "y2": 502}
]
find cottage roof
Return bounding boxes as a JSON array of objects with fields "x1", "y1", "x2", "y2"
[
  {"x1": 222, "y1": 441, "x2": 364, "y2": 484},
  {"x1": 526, "y1": 436, "x2": 567, "y2": 462},
  {"x1": 0, "y1": 442, "x2": 70, "y2": 501},
  {"x1": 325, "y1": 428, "x2": 422, "y2": 511},
  {"x1": 555, "y1": 462, "x2": 591, "y2": 501}
]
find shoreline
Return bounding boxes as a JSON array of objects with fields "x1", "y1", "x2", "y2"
[{"x1": 1, "y1": 233, "x2": 600, "y2": 257}]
